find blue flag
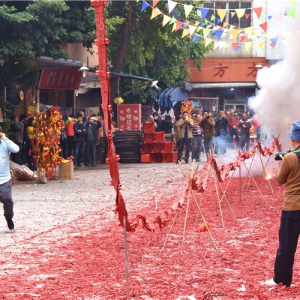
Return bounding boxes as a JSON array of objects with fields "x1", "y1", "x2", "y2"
[
  {"x1": 141, "y1": 1, "x2": 150, "y2": 12},
  {"x1": 193, "y1": 34, "x2": 202, "y2": 43},
  {"x1": 200, "y1": 8, "x2": 210, "y2": 19}
]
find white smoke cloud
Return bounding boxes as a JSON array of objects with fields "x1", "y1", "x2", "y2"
[{"x1": 249, "y1": 3, "x2": 300, "y2": 148}]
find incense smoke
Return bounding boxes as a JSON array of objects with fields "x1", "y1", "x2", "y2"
[{"x1": 249, "y1": 4, "x2": 300, "y2": 148}]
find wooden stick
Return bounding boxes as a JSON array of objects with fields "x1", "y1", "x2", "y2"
[
  {"x1": 260, "y1": 156, "x2": 271, "y2": 178},
  {"x1": 178, "y1": 162, "x2": 217, "y2": 252},
  {"x1": 243, "y1": 153, "x2": 256, "y2": 192},
  {"x1": 219, "y1": 169, "x2": 236, "y2": 204},
  {"x1": 123, "y1": 216, "x2": 130, "y2": 300},
  {"x1": 161, "y1": 211, "x2": 179, "y2": 252},
  {"x1": 258, "y1": 149, "x2": 273, "y2": 193},
  {"x1": 212, "y1": 164, "x2": 225, "y2": 228},
  {"x1": 215, "y1": 174, "x2": 238, "y2": 224}
]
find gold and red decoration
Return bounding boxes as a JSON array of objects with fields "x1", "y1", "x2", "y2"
[
  {"x1": 30, "y1": 107, "x2": 64, "y2": 177},
  {"x1": 181, "y1": 100, "x2": 194, "y2": 114}
]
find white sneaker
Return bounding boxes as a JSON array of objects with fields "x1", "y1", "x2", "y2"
[{"x1": 263, "y1": 279, "x2": 277, "y2": 287}]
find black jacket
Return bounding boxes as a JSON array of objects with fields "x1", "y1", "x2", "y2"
[{"x1": 85, "y1": 121, "x2": 101, "y2": 143}]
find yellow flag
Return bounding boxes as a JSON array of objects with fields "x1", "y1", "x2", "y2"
[
  {"x1": 150, "y1": 8, "x2": 161, "y2": 20},
  {"x1": 235, "y1": 9, "x2": 246, "y2": 19},
  {"x1": 162, "y1": 15, "x2": 171, "y2": 26},
  {"x1": 245, "y1": 42, "x2": 253, "y2": 52},
  {"x1": 181, "y1": 28, "x2": 190, "y2": 38},
  {"x1": 205, "y1": 38, "x2": 214, "y2": 48},
  {"x1": 217, "y1": 9, "x2": 227, "y2": 22},
  {"x1": 244, "y1": 27, "x2": 253, "y2": 36},
  {"x1": 230, "y1": 29, "x2": 239, "y2": 40},
  {"x1": 223, "y1": 22, "x2": 228, "y2": 28},
  {"x1": 231, "y1": 12, "x2": 236, "y2": 18},
  {"x1": 172, "y1": 23, "x2": 176, "y2": 32},
  {"x1": 258, "y1": 40, "x2": 265, "y2": 50}
]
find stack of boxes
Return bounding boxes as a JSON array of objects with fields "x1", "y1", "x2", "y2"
[{"x1": 141, "y1": 122, "x2": 177, "y2": 163}]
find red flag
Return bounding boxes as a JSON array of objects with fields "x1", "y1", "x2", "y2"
[
  {"x1": 259, "y1": 22, "x2": 268, "y2": 33},
  {"x1": 175, "y1": 21, "x2": 183, "y2": 32},
  {"x1": 240, "y1": 34, "x2": 247, "y2": 42},
  {"x1": 245, "y1": 13, "x2": 250, "y2": 20},
  {"x1": 253, "y1": 7, "x2": 263, "y2": 19},
  {"x1": 232, "y1": 42, "x2": 240, "y2": 51},
  {"x1": 153, "y1": 0, "x2": 160, "y2": 7},
  {"x1": 270, "y1": 43, "x2": 275, "y2": 49}
]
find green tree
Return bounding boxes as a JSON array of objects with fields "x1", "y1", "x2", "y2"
[
  {"x1": 105, "y1": 1, "x2": 211, "y2": 104},
  {"x1": 0, "y1": 0, "x2": 95, "y2": 88}
]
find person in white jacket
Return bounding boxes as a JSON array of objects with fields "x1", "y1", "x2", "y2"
[{"x1": 0, "y1": 126, "x2": 19, "y2": 232}]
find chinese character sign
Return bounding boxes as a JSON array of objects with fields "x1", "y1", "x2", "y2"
[
  {"x1": 39, "y1": 69, "x2": 82, "y2": 90},
  {"x1": 117, "y1": 104, "x2": 141, "y2": 131}
]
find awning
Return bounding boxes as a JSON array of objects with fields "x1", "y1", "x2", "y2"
[{"x1": 189, "y1": 82, "x2": 257, "y2": 89}]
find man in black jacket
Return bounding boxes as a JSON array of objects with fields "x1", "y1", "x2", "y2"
[
  {"x1": 10, "y1": 115, "x2": 24, "y2": 165},
  {"x1": 85, "y1": 116, "x2": 101, "y2": 166}
]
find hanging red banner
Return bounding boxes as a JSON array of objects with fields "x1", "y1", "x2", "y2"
[
  {"x1": 39, "y1": 69, "x2": 82, "y2": 90},
  {"x1": 117, "y1": 104, "x2": 142, "y2": 131}
]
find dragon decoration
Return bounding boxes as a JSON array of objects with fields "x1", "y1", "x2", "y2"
[{"x1": 92, "y1": 0, "x2": 281, "y2": 232}]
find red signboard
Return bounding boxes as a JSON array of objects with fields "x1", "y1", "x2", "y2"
[
  {"x1": 39, "y1": 69, "x2": 82, "y2": 90},
  {"x1": 117, "y1": 104, "x2": 141, "y2": 131}
]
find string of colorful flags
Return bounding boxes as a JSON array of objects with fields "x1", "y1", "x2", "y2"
[{"x1": 140, "y1": 0, "x2": 298, "y2": 52}]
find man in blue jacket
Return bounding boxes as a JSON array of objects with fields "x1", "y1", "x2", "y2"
[{"x1": 0, "y1": 126, "x2": 19, "y2": 232}]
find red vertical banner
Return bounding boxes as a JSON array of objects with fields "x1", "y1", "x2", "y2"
[{"x1": 117, "y1": 104, "x2": 141, "y2": 131}]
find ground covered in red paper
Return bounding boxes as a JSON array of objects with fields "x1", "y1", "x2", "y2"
[{"x1": 2, "y1": 172, "x2": 300, "y2": 299}]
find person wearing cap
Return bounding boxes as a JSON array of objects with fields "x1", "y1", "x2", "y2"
[
  {"x1": 0, "y1": 126, "x2": 19, "y2": 232},
  {"x1": 264, "y1": 121, "x2": 300, "y2": 287}
]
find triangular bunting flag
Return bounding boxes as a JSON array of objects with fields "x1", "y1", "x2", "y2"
[
  {"x1": 224, "y1": 43, "x2": 231, "y2": 49},
  {"x1": 239, "y1": 34, "x2": 247, "y2": 42},
  {"x1": 223, "y1": 22, "x2": 228, "y2": 28},
  {"x1": 260, "y1": 14, "x2": 265, "y2": 21},
  {"x1": 235, "y1": 9, "x2": 246, "y2": 19},
  {"x1": 183, "y1": 4, "x2": 194, "y2": 18},
  {"x1": 202, "y1": 28, "x2": 211, "y2": 39},
  {"x1": 259, "y1": 22, "x2": 268, "y2": 33},
  {"x1": 229, "y1": 25, "x2": 236, "y2": 30},
  {"x1": 162, "y1": 15, "x2": 172, "y2": 26},
  {"x1": 217, "y1": 19, "x2": 221, "y2": 25},
  {"x1": 181, "y1": 28, "x2": 190, "y2": 38},
  {"x1": 253, "y1": 7, "x2": 263, "y2": 19},
  {"x1": 245, "y1": 42, "x2": 253, "y2": 52},
  {"x1": 195, "y1": 22, "x2": 200, "y2": 26},
  {"x1": 169, "y1": 16, "x2": 177, "y2": 25},
  {"x1": 150, "y1": 8, "x2": 161, "y2": 20},
  {"x1": 211, "y1": 15, "x2": 216, "y2": 21},
  {"x1": 189, "y1": 25, "x2": 197, "y2": 36},
  {"x1": 271, "y1": 37, "x2": 278, "y2": 46},
  {"x1": 215, "y1": 29, "x2": 224, "y2": 41},
  {"x1": 217, "y1": 9, "x2": 227, "y2": 22},
  {"x1": 153, "y1": 0, "x2": 160, "y2": 7},
  {"x1": 200, "y1": 8, "x2": 210, "y2": 20},
  {"x1": 141, "y1": 1, "x2": 150, "y2": 12},
  {"x1": 193, "y1": 34, "x2": 202, "y2": 43},
  {"x1": 235, "y1": 45, "x2": 241, "y2": 51},
  {"x1": 219, "y1": 41, "x2": 226, "y2": 50},
  {"x1": 268, "y1": 15, "x2": 272, "y2": 21},
  {"x1": 245, "y1": 14, "x2": 250, "y2": 20},
  {"x1": 287, "y1": 8, "x2": 297, "y2": 19},
  {"x1": 175, "y1": 21, "x2": 183, "y2": 32},
  {"x1": 270, "y1": 43, "x2": 276, "y2": 49},
  {"x1": 231, "y1": 12, "x2": 236, "y2": 18},
  {"x1": 214, "y1": 41, "x2": 219, "y2": 50},
  {"x1": 230, "y1": 29, "x2": 239, "y2": 40},
  {"x1": 204, "y1": 19, "x2": 210, "y2": 25},
  {"x1": 258, "y1": 40, "x2": 265, "y2": 50},
  {"x1": 288, "y1": 0, "x2": 298, "y2": 9},
  {"x1": 168, "y1": 0, "x2": 177, "y2": 13},
  {"x1": 244, "y1": 27, "x2": 254, "y2": 36},
  {"x1": 172, "y1": 23, "x2": 176, "y2": 32},
  {"x1": 205, "y1": 38, "x2": 214, "y2": 48},
  {"x1": 232, "y1": 42, "x2": 240, "y2": 51}
]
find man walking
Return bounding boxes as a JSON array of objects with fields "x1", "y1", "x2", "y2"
[
  {"x1": 0, "y1": 126, "x2": 19, "y2": 232},
  {"x1": 239, "y1": 113, "x2": 252, "y2": 151},
  {"x1": 264, "y1": 121, "x2": 300, "y2": 287},
  {"x1": 176, "y1": 111, "x2": 194, "y2": 163},
  {"x1": 192, "y1": 114, "x2": 203, "y2": 162},
  {"x1": 74, "y1": 114, "x2": 87, "y2": 167},
  {"x1": 227, "y1": 108, "x2": 240, "y2": 149},
  {"x1": 10, "y1": 115, "x2": 24, "y2": 165},
  {"x1": 85, "y1": 117, "x2": 101, "y2": 166},
  {"x1": 200, "y1": 111, "x2": 215, "y2": 158}
]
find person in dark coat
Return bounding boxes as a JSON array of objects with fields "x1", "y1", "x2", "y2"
[
  {"x1": 10, "y1": 115, "x2": 24, "y2": 164},
  {"x1": 85, "y1": 116, "x2": 101, "y2": 166},
  {"x1": 215, "y1": 111, "x2": 229, "y2": 155}
]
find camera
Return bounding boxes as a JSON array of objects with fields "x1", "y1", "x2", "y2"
[
  {"x1": 206, "y1": 115, "x2": 210, "y2": 119},
  {"x1": 275, "y1": 150, "x2": 293, "y2": 161}
]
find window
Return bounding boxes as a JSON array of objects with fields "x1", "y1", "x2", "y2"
[{"x1": 202, "y1": 1, "x2": 252, "y2": 28}]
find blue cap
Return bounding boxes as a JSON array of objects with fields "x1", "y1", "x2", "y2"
[{"x1": 289, "y1": 120, "x2": 300, "y2": 141}]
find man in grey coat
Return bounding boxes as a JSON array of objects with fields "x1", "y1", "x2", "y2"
[
  {"x1": 0, "y1": 126, "x2": 19, "y2": 232},
  {"x1": 10, "y1": 115, "x2": 24, "y2": 165}
]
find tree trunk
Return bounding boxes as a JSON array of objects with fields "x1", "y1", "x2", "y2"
[{"x1": 110, "y1": 2, "x2": 134, "y2": 104}]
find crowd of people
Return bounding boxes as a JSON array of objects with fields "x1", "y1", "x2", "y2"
[
  {"x1": 9, "y1": 110, "x2": 108, "y2": 170},
  {"x1": 147, "y1": 108, "x2": 262, "y2": 163}
]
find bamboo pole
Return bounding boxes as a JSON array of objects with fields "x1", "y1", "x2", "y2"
[
  {"x1": 212, "y1": 165, "x2": 225, "y2": 228},
  {"x1": 161, "y1": 211, "x2": 179, "y2": 252},
  {"x1": 258, "y1": 150, "x2": 273, "y2": 193}
]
